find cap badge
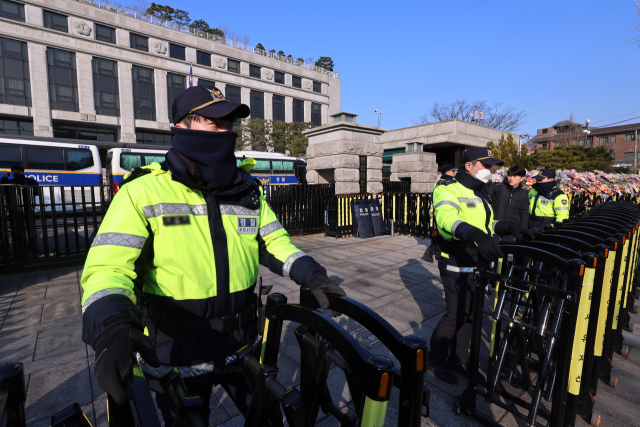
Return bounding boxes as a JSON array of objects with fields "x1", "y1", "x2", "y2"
[
  {"x1": 487, "y1": 149, "x2": 493, "y2": 157},
  {"x1": 208, "y1": 88, "x2": 225, "y2": 101}
]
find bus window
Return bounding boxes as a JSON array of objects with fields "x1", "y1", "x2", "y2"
[
  {"x1": 253, "y1": 159, "x2": 271, "y2": 173},
  {"x1": 143, "y1": 154, "x2": 165, "y2": 165},
  {"x1": 0, "y1": 145, "x2": 22, "y2": 168},
  {"x1": 272, "y1": 160, "x2": 294, "y2": 172},
  {"x1": 121, "y1": 153, "x2": 142, "y2": 170},
  {"x1": 66, "y1": 149, "x2": 95, "y2": 170},
  {"x1": 26, "y1": 146, "x2": 65, "y2": 170}
]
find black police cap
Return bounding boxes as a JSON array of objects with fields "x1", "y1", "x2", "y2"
[
  {"x1": 462, "y1": 147, "x2": 504, "y2": 166},
  {"x1": 438, "y1": 164, "x2": 455, "y2": 173},
  {"x1": 171, "y1": 85, "x2": 250, "y2": 124},
  {"x1": 533, "y1": 168, "x2": 556, "y2": 181}
]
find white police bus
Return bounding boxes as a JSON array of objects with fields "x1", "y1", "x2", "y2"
[{"x1": 108, "y1": 148, "x2": 306, "y2": 193}]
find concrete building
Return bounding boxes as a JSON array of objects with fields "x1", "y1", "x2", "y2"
[
  {"x1": 532, "y1": 121, "x2": 640, "y2": 169},
  {"x1": 0, "y1": 0, "x2": 340, "y2": 146}
]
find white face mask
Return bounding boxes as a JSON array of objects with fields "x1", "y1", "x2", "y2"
[{"x1": 472, "y1": 163, "x2": 492, "y2": 183}]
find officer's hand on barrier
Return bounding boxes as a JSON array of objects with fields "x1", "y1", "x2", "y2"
[
  {"x1": 93, "y1": 322, "x2": 160, "y2": 405},
  {"x1": 308, "y1": 274, "x2": 346, "y2": 314},
  {"x1": 471, "y1": 230, "x2": 504, "y2": 262},
  {"x1": 506, "y1": 223, "x2": 536, "y2": 241}
]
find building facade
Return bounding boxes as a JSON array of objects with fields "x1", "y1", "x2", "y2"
[
  {"x1": 0, "y1": 0, "x2": 340, "y2": 145},
  {"x1": 533, "y1": 121, "x2": 640, "y2": 169}
]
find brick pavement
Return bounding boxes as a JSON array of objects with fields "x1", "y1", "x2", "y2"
[{"x1": 1, "y1": 233, "x2": 639, "y2": 426}]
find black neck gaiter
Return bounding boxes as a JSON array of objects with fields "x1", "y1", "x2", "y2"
[
  {"x1": 533, "y1": 180, "x2": 557, "y2": 197},
  {"x1": 170, "y1": 127, "x2": 239, "y2": 193},
  {"x1": 12, "y1": 174, "x2": 25, "y2": 184}
]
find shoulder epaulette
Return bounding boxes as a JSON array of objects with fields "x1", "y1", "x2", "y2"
[
  {"x1": 440, "y1": 177, "x2": 456, "y2": 186},
  {"x1": 549, "y1": 187, "x2": 566, "y2": 199},
  {"x1": 120, "y1": 167, "x2": 152, "y2": 188}
]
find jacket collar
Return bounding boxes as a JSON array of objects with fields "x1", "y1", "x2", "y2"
[{"x1": 455, "y1": 170, "x2": 486, "y2": 192}]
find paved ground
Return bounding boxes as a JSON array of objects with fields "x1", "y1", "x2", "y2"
[{"x1": 1, "y1": 233, "x2": 639, "y2": 426}]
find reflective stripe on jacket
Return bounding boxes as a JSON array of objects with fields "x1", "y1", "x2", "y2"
[{"x1": 528, "y1": 187, "x2": 570, "y2": 224}]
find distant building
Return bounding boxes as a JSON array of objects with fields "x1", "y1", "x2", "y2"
[{"x1": 532, "y1": 121, "x2": 640, "y2": 168}]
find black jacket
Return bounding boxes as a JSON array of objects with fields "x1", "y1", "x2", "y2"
[{"x1": 488, "y1": 178, "x2": 529, "y2": 228}]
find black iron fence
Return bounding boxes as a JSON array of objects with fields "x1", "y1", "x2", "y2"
[
  {"x1": 262, "y1": 184, "x2": 335, "y2": 236},
  {"x1": 382, "y1": 181, "x2": 411, "y2": 193}
]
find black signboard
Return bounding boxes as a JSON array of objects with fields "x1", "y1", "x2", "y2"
[
  {"x1": 352, "y1": 199, "x2": 375, "y2": 238},
  {"x1": 359, "y1": 155, "x2": 367, "y2": 194},
  {"x1": 367, "y1": 198, "x2": 384, "y2": 236}
]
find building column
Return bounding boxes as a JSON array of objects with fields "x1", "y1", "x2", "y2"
[
  {"x1": 75, "y1": 52, "x2": 95, "y2": 116},
  {"x1": 303, "y1": 100, "x2": 311, "y2": 123},
  {"x1": 321, "y1": 104, "x2": 329, "y2": 126},
  {"x1": 216, "y1": 82, "x2": 226, "y2": 95},
  {"x1": 118, "y1": 62, "x2": 136, "y2": 142},
  {"x1": 285, "y1": 96, "x2": 292, "y2": 122},
  {"x1": 241, "y1": 87, "x2": 251, "y2": 107},
  {"x1": 264, "y1": 92, "x2": 273, "y2": 121},
  {"x1": 155, "y1": 69, "x2": 170, "y2": 124},
  {"x1": 27, "y1": 43, "x2": 52, "y2": 137}
]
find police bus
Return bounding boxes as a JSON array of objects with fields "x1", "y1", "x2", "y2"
[
  {"x1": 107, "y1": 148, "x2": 306, "y2": 193},
  {"x1": 0, "y1": 138, "x2": 102, "y2": 208}
]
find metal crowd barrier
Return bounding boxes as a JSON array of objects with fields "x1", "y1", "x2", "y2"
[
  {"x1": 0, "y1": 363, "x2": 26, "y2": 427},
  {"x1": 454, "y1": 200, "x2": 640, "y2": 427},
  {"x1": 0, "y1": 184, "x2": 111, "y2": 272},
  {"x1": 263, "y1": 184, "x2": 334, "y2": 237},
  {"x1": 324, "y1": 192, "x2": 432, "y2": 239}
]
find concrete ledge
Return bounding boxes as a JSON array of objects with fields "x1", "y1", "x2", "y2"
[
  {"x1": 307, "y1": 141, "x2": 384, "y2": 157},
  {"x1": 335, "y1": 182, "x2": 361, "y2": 195},
  {"x1": 310, "y1": 155, "x2": 360, "y2": 169}
]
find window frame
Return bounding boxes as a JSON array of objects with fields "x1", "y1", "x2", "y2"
[
  {"x1": 311, "y1": 102, "x2": 321, "y2": 127},
  {"x1": 130, "y1": 33, "x2": 149, "y2": 52},
  {"x1": 196, "y1": 50, "x2": 211, "y2": 67},
  {"x1": 249, "y1": 64, "x2": 261, "y2": 79},
  {"x1": 625, "y1": 134, "x2": 636, "y2": 142},
  {"x1": 169, "y1": 43, "x2": 186, "y2": 61},
  {"x1": 43, "y1": 10, "x2": 68, "y2": 32},
  {"x1": 225, "y1": 84, "x2": 241, "y2": 104},
  {"x1": 274, "y1": 71, "x2": 284, "y2": 84},
  {"x1": 313, "y1": 81, "x2": 321, "y2": 93},
  {"x1": 135, "y1": 130, "x2": 172, "y2": 145},
  {"x1": 197, "y1": 78, "x2": 215, "y2": 87},
  {"x1": 92, "y1": 57, "x2": 120, "y2": 117},
  {"x1": 228, "y1": 59, "x2": 240, "y2": 74},
  {"x1": 542, "y1": 129, "x2": 548, "y2": 134},
  {"x1": 272, "y1": 94, "x2": 285, "y2": 122},
  {"x1": 293, "y1": 98, "x2": 304, "y2": 122},
  {"x1": 250, "y1": 90, "x2": 264, "y2": 120},
  {"x1": 0, "y1": 37, "x2": 32, "y2": 107},
  {"x1": 0, "y1": 117, "x2": 33, "y2": 140},
  {"x1": 292, "y1": 76, "x2": 301, "y2": 88},
  {"x1": 47, "y1": 48, "x2": 79, "y2": 112},
  {"x1": 0, "y1": 0, "x2": 24, "y2": 22},
  {"x1": 132, "y1": 65, "x2": 156, "y2": 121},
  {"x1": 166, "y1": 72, "x2": 186, "y2": 122},
  {"x1": 94, "y1": 24, "x2": 116, "y2": 44},
  {"x1": 52, "y1": 124, "x2": 117, "y2": 142}
]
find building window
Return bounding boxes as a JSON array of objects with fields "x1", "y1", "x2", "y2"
[
  {"x1": 599, "y1": 136, "x2": 609, "y2": 144},
  {"x1": 169, "y1": 43, "x2": 185, "y2": 61},
  {"x1": 586, "y1": 138, "x2": 592, "y2": 146},
  {"x1": 250, "y1": 90, "x2": 264, "y2": 119},
  {"x1": 626, "y1": 134, "x2": 636, "y2": 142},
  {"x1": 226, "y1": 84, "x2": 241, "y2": 103},
  {"x1": 132, "y1": 66, "x2": 155, "y2": 121},
  {"x1": 197, "y1": 78, "x2": 214, "y2": 87},
  {"x1": 92, "y1": 57, "x2": 119, "y2": 117},
  {"x1": 47, "y1": 48, "x2": 78, "y2": 112},
  {"x1": 292, "y1": 76, "x2": 301, "y2": 88},
  {"x1": 0, "y1": 0, "x2": 24, "y2": 21},
  {"x1": 250, "y1": 65, "x2": 261, "y2": 78},
  {"x1": 136, "y1": 129, "x2": 172, "y2": 145},
  {"x1": 311, "y1": 102, "x2": 321, "y2": 127},
  {"x1": 0, "y1": 37, "x2": 31, "y2": 107},
  {"x1": 313, "y1": 81, "x2": 321, "y2": 93},
  {"x1": 196, "y1": 50, "x2": 210, "y2": 67},
  {"x1": 623, "y1": 152, "x2": 638, "y2": 160},
  {"x1": 293, "y1": 99, "x2": 304, "y2": 122},
  {"x1": 43, "y1": 10, "x2": 68, "y2": 32},
  {"x1": 0, "y1": 116, "x2": 33, "y2": 136},
  {"x1": 542, "y1": 128, "x2": 548, "y2": 134},
  {"x1": 274, "y1": 71, "x2": 284, "y2": 84},
  {"x1": 166, "y1": 73, "x2": 185, "y2": 122},
  {"x1": 228, "y1": 59, "x2": 240, "y2": 73},
  {"x1": 52, "y1": 123, "x2": 117, "y2": 141},
  {"x1": 130, "y1": 33, "x2": 148, "y2": 52},
  {"x1": 273, "y1": 95, "x2": 284, "y2": 122},
  {"x1": 95, "y1": 24, "x2": 116, "y2": 44}
]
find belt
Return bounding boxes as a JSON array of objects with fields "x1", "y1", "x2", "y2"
[{"x1": 144, "y1": 298, "x2": 257, "y2": 340}]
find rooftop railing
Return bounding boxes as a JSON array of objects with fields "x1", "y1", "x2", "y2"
[{"x1": 76, "y1": 0, "x2": 340, "y2": 78}]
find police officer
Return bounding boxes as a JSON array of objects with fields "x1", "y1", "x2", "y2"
[
  {"x1": 528, "y1": 168, "x2": 570, "y2": 230},
  {"x1": 81, "y1": 85, "x2": 345, "y2": 425},
  {"x1": 425, "y1": 165, "x2": 458, "y2": 262},
  {"x1": 437, "y1": 164, "x2": 456, "y2": 186},
  {"x1": 428, "y1": 147, "x2": 534, "y2": 384}
]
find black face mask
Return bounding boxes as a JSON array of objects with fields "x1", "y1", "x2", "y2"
[
  {"x1": 533, "y1": 180, "x2": 557, "y2": 196},
  {"x1": 170, "y1": 127, "x2": 239, "y2": 193},
  {"x1": 12, "y1": 173, "x2": 25, "y2": 184}
]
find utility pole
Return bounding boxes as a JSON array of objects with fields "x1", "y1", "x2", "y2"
[
  {"x1": 635, "y1": 129, "x2": 638, "y2": 174},
  {"x1": 374, "y1": 110, "x2": 381, "y2": 127}
]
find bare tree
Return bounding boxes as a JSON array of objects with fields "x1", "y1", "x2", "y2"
[
  {"x1": 415, "y1": 99, "x2": 527, "y2": 132},
  {"x1": 240, "y1": 33, "x2": 250, "y2": 49},
  {"x1": 626, "y1": 0, "x2": 640, "y2": 47},
  {"x1": 130, "y1": 0, "x2": 150, "y2": 14},
  {"x1": 306, "y1": 57, "x2": 315, "y2": 67},
  {"x1": 550, "y1": 112, "x2": 584, "y2": 148}
]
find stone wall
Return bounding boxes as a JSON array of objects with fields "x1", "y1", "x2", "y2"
[{"x1": 390, "y1": 152, "x2": 438, "y2": 193}]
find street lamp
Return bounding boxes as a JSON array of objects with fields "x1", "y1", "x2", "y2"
[
  {"x1": 374, "y1": 110, "x2": 381, "y2": 127},
  {"x1": 582, "y1": 119, "x2": 591, "y2": 147}
]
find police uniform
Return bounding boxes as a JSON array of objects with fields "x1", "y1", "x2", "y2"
[
  {"x1": 528, "y1": 168, "x2": 570, "y2": 230},
  {"x1": 429, "y1": 148, "x2": 532, "y2": 384},
  {"x1": 425, "y1": 165, "x2": 457, "y2": 262},
  {"x1": 436, "y1": 164, "x2": 456, "y2": 188},
  {"x1": 82, "y1": 86, "x2": 344, "y2": 424}
]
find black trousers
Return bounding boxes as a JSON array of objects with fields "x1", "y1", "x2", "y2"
[{"x1": 429, "y1": 274, "x2": 476, "y2": 365}]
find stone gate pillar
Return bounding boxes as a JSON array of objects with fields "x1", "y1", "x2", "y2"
[
  {"x1": 303, "y1": 112, "x2": 385, "y2": 195},
  {"x1": 390, "y1": 152, "x2": 438, "y2": 193}
]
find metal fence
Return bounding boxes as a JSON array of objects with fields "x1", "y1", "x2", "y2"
[
  {"x1": 0, "y1": 185, "x2": 111, "y2": 272},
  {"x1": 263, "y1": 184, "x2": 335, "y2": 236},
  {"x1": 382, "y1": 181, "x2": 411, "y2": 193}
]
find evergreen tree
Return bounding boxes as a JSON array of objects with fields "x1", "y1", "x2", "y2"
[
  {"x1": 189, "y1": 19, "x2": 210, "y2": 32},
  {"x1": 146, "y1": 3, "x2": 174, "y2": 21},
  {"x1": 172, "y1": 9, "x2": 190, "y2": 27},
  {"x1": 530, "y1": 145, "x2": 615, "y2": 172},
  {"x1": 235, "y1": 118, "x2": 272, "y2": 152},
  {"x1": 271, "y1": 122, "x2": 312, "y2": 158},
  {"x1": 277, "y1": 50, "x2": 285, "y2": 57},
  {"x1": 486, "y1": 132, "x2": 531, "y2": 169},
  {"x1": 255, "y1": 43, "x2": 265, "y2": 51},
  {"x1": 314, "y1": 56, "x2": 334, "y2": 71}
]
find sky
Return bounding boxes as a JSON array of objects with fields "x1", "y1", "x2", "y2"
[{"x1": 128, "y1": 0, "x2": 640, "y2": 137}]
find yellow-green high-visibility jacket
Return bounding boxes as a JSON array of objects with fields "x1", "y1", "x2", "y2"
[
  {"x1": 433, "y1": 172, "x2": 499, "y2": 277},
  {"x1": 80, "y1": 161, "x2": 325, "y2": 366},
  {"x1": 528, "y1": 186, "x2": 570, "y2": 228}
]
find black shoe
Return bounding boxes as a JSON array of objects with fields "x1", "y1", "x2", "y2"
[
  {"x1": 448, "y1": 359, "x2": 486, "y2": 385},
  {"x1": 428, "y1": 361, "x2": 458, "y2": 385}
]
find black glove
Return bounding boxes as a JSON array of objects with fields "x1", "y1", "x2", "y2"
[
  {"x1": 93, "y1": 322, "x2": 160, "y2": 405},
  {"x1": 308, "y1": 274, "x2": 346, "y2": 310},
  {"x1": 506, "y1": 223, "x2": 536, "y2": 241},
  {"x1": 470, "y1": 230, "x2": 504, "y2": 262}
]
